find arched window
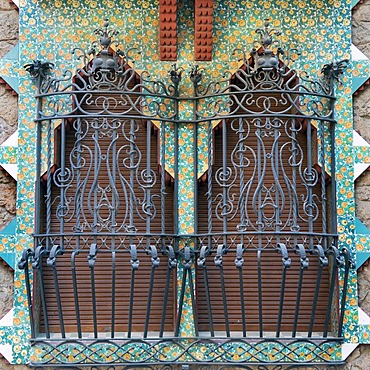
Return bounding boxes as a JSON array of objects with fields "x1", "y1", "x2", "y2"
[
  {"x1": 196, "y1": 47, "x2": 341, "y2": 338},
  {"x1": 30, "y1": 26, "x2": 176, "y2": 338}
]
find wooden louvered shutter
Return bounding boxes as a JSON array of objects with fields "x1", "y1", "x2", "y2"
[
  {"x1": 196, "y1": 93, "x2": 330, "y2": 333},
  {"x1": 41, "y1": 88, "x2": 175, "y2": 335}
]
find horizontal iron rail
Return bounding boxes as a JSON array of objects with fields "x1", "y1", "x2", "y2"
[
  {"x1": 34, "y1": 113, "x2": 337, "y2": 124},
  {"x1": 27, "y1": 337, "x2": 345, "y2": 366},
  {"x1": 28, "y1": 361, "x2": 345, "y2": 370},
  {"x1": 34, "y1": 232, "x2": 338, "y2": 238},
  {"x1": 30, "y1": 335, "x2": 344, "y2": 342},
  {"x1": 35, "y1": 88, "x2": 336, "y2": 101}
]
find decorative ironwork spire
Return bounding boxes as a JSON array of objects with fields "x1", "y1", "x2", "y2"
[
  {"x1": 24, "y1": 60, "x2": 54, "y2": 79},
  {"x1": 321, "y1": 59, "x2": 349, "y2": 82},
  {"x1": 169, "y1": 63, "x2": 183, "y2": 96},
  {"x1": 251, "y1": 19, "x2": 284, "y2": 71},
  {"x1": 89, "y1": 19, "x2": 123, "y2": 72},
  {"x1": 255, "y1": 18, "x2": 281, "y2": 49}
]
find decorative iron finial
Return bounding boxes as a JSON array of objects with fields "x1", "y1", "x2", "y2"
[
  {"x1": 251, "y1": 19, "x2": 284, "y2": 71},
  {"x1": 321, "y1": 59, "x2": 349, "y2": 82},
  {"x1": 255, "y1": 19, "x2": 281, "y2": 49},
  {"x1": 24, "y1": 60, "x2": 54, "y2": 79},
  {"x1": 169, "y1": 64, "x2": 183, "y2": 96},
  {"x1": 94, "y1": 18, "x2": 119, "y2": 52},
  {"x1": 190, "y1": 64, "x2": 204, "y2": 95},
  {"x1": 89, "y1": 19, "x2": 123, "y2": 72},
  {"x1": 190, "y1": 65, "x2": 203, "y2": 86}
]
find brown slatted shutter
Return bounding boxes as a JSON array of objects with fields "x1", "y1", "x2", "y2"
[
  {"x1": 41, "y1": 88, "x2": 175, "y2": 334},
  {"x1": 197, "y1": 92, "x2": 330, "y2": 333}
]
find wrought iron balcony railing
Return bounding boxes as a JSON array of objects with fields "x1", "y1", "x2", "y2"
[{"x1": 19, "y1": 20, "x2": 353, "y2": 368}]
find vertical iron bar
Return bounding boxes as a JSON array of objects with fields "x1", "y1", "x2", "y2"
[
  {"x1": 329, "y1": 80, "x2": 338, "y2": 236},
  {"x1": 159, "y1": 261, "x2": 172, "y2": 337},
  {"x1": 75, "y1": 118, "x2": 82, "y2": 232},
  {"x1": 193, "y1": 118, "x2": 198, "y2": 238},
  {"x1": 92, "y1": 118, "x2": 99, "y2": 338},
  {"x1": 198, "y1": 244, "x2": 214, "y2": 336},
  {"x1": 127, "y1": 262, "x2": 136, "y2": 338},
  {"x1": 38, "y1": 262, "x2": 50, "y2": 338},
  {"x1": 71, "y1": 250, "x2": 82, "y2": 338},
  {"x1": 222, "y1": 119, "x2": 228, "y2": 247},
  {"x1": 257, "y1": 118, "x2": 263, "y2": 250},
  {"x1": 60, "y1": 120, "x2": 66, "y2": 247},
  {"x1": 308, "y1": 263, "x2": 323, "y2": 337},
  {"x1": 88, "y1": 244, "x2": 98, "y2": 338},
  {"x1": 26, "y1": 260, "x2": 36, "y2": 338},
  {"x1": 46, "y1": 120, "x2": 52, "y2": 251},
  {"x1": 34, "y1": 117, "x2": 42, "y2": 238},
  {"x1": 74, "y1": 118, "x2": 82, "y2": 338},
  {"x1": 19, "y1": 250, "x2": 36, "y2": 338},
  {"x1": 174, "y1": 115, "x2": 179, "y2": 242},
  {"x1": 48, "y1": 247, "x2": 65, "y2": 338},
  {"x1": 307, "y1": 120, "x2": 313, "y2": 246},
  {"x1": 144, "y1": 246, "x2": 158, "y2": 338},
  {"x1": 274, "y1": 118, "x2": 280, "y2": 242},
  {"x1": 292, "y1": 267, "x2": 304, "y2": 337},
  {"x1": 33, "y1": 245, "x2": 50, "y2": 338},
  {"x1": 90, "y1": 264, "x2": 97, "y2": 338},
  {"x1": 129, "y1": 119, "x2": 135, "y2": 231},
  {"x1": 324, "y1": 259, "x2": 338, "y2": 337},
  {"x1": 292, "y1": 245, "x2": 308, "y2": 338},
  {"x1": 111, "y1": 250, "x2": 116, "y2": 338},
  {"x1": 239, "y1": 118, "x2": 245, "y2": 242},
  {"x1": 160, "y1": 121, "x2": 166, "y2": 240},
  {"x1": 188, "y1": 261, "x2": 198, "y2": 336},
  {"x1": 238, "y1": 266, "x2": 246, "y2": 337},
  {"x1": 291, "y1": 118, "x2": 298, "y2": 246},
  {"x1": 202, "y1": 264, "x2": 214, "y2": 336},
  {"x1": 235, "y1": 243, "x2": 246, "y2": 336},
  {"x1": 175, "y1": 267, "x2": 187, "y2": 337},
  {"x1": 146, "y1": 120, "x2": 151, "y2": 250},
  {"x1": 238, "y1": 118, "x2": 246, "y2": 336},
  {"x1": 215, "y1": 245, "x2": 229, "y2": 336},
  {"x1": 338, "y1": 250, "x2": 351, "y2": 338},
  {"x1": 110, "y1": 121, "x2": 118, "y2": 338},
  {"x1": 257, "y1": 249, "x2": 263, "y2": 337},
  {"x1": 276, "y1": 267, "x2": 287, "y2": 337},
  {"x1": 319, "y1": 121, "x2": 327, "y2": 247},
  {"x1": 34, "y1": 73, "x2": 44, "y2": 237},
  {"x1": 207, "y1": 120, "x2": 213, "y2": 250}
]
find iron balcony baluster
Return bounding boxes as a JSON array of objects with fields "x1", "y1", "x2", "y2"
[
  {"x1": 144, "y1": 245, "x2": 160, "y2": 338},
  {"x1": 33, "y1": 245, "x2": 50, "y2": 339},
  {"x1": 47, "y1": 244, "x2": 65, "y2": 338},
  {"x1": 160, "y1": 246, "x2": 177, "y2": 337}
]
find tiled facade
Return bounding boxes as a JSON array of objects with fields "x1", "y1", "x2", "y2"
[{"x1": 1, "y1": 0, "x2": 370, "y2": 367}]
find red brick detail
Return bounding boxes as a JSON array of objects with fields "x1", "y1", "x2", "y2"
[
  {"x1": 354, "y1": 78, "x2": 370, "y2": 96},
  {"x1": 194, "y1": 0, "x2": 213, "y2": 61},
  {"x1": 159, "y1": 0, "x2": 177, "y2": 61},
  {"x1": 0, "y1": 78, "x2": 17, "y2": 96}
]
